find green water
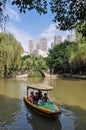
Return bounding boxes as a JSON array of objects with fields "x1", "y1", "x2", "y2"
[{"x1": 0, "y1": 77, "x2": 86, "y2": 130}]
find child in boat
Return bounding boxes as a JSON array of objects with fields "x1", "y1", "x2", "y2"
[
  {"x1": 29, "y1": 91, "x2": 34, "y2": 103},
  {"x1": 43, "y1": 93, "x2": 50, "y2": 102}
]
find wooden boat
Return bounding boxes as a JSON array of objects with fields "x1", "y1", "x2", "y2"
[{"x1": 23, "y1": 84, "x2": 62, "y2": 119}]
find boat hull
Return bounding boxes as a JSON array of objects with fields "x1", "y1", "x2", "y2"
[{"x1": 24, "y1": 96, "x2": 61, "y2": 119}]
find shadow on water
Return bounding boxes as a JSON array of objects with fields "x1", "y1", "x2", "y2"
[
  {"x1": 27, "y1": 77, "x2": 45, "y2": 84},
  {"x1": 26, "y1": 108, "x2": 61, "y2": 130},
  {"x1": 0, "y1": 95, "x2": 21, "y2": 128}
]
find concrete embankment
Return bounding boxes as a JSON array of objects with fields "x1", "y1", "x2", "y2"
[
  {"x1": 16, "y1": 72, "x2": 86, "y2": 80},
  {"x1": 16, "y1": 72, "x2": 57, "y2": 78},
  {"x1": 16, "y1": 73, "x2": 28, "y2": 78},
  {"x1": 57, "y1": 73, "x2": 86, "y2": 80}
]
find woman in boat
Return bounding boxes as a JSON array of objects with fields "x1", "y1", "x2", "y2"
[
  {"x1": 43, "y1": 93, "x2": 50, "y2": 102},
  {"x1": 29, "y1": 91, "x2": 34, "y2": 103}
]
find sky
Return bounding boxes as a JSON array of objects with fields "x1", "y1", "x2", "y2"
[{"x1": 4, "y1": 2, "x2": 74, "y2": 51}]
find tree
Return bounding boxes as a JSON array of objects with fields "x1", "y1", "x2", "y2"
[
  {"x1": 0, "y1": 0, "x2": 8, "y2": 31},
  {"x1": 76, "y1": 22, "x2": 86, "y2": 37},
  {"x1": 50, "y1": 0, "x2": 86, "y2": 31},
  {"x1": 20, "y1": 54, "x2": 48, "y2": 72},
  {"x1": 67, "y1": 41, "x2": 86, "y2": 73},
  {"x1": 0, "y1": 33, "x2": 23, "y2": 78},
  {"x1": 0, "y1": 0, "x2": 86, "y2": 36},
  {"x1": 46, "y1": 41, "x2": 71, "y2": 73},
  {"x1": 35, "y1": 55, "x2": 48, "y2": 70},
  {"x1": 12, "y1": 0, "x2": 47, "y2": 14},
  {"x1": 46, "y1": 39, "x2": 86, "y2": 74}
]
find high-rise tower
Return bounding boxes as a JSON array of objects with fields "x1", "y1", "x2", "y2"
[
  {"x1": 29, "y1": 39, "x2": 36, "y2": 54},
  {"x1": 54, "y1": 35, "x2": 62, "y2": 44},
  {"x1": 40, "y1": 37, "x2": 47, "y2": 51}
]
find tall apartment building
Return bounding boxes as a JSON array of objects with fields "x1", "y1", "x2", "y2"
[
  {"x1": 54, "y1": 35, "x2": 62, "y2": 44},
  {"x1": 51, "y1": 35, "x2": 62, "y2": 49},
  {"x1": 36, "y1": 42, "x2": 40, "y2": 49},
  {"x1": 40, "y1": 37, "x2": 47, "y2": 51},
  {"x1": 29, "y1": 39, "x2": 36, "y2": 54},
  {"x1": 67, "y1": 34, "x2": 76, "y2": 42}
]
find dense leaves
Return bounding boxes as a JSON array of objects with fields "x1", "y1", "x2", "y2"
[
  {"x1": 0, "y1": 0, "x2": 8, "y2": 31},
  {"x1": 12, "y1": 0, "x2": 86, "y2": 36},
  {"x1": 46, "y1": 41, "x2": 71, "y2": 73},
  {"x1": 46, "y1": 39, "x2": 86, "y2": 74},
  {"x1": 0, "y1": 33, "x2": 24, "y2": 78},
  {"x1": 0, "y1": 0, "x2": 86, "y2": 36},
  {"x1": 76, "y1": 22, "x2": 86, "y2": 37},
  {"x1": 50, "y1": 0, "x2": 86, "y2": 31},
  {"x1": 12, "y1": 0, "x2": 48, "y2": 14},
  {"x1": 20, "y1": 54, "x2": 48, "y2": 73}
]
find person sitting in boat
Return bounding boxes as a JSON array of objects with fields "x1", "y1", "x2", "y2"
[
  {"x1": 29, "y1": 91, "x2": 34, "y2": 103},
  {"x1": 43, "y1": 93, "x2": 50, "y2": 102},
  {"x1": 38, "y1": 90, "x2": 42, "y2": 99},
  {"x1": 38, "y1": 95, "x2": 44, "y2": 105},
  {"x1": 33, "y1": 92, "x2": 39, "y2": 105}
]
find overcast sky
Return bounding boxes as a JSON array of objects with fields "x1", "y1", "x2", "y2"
[{"x1": 5, "y1": 2, "x2": 74, "y2": 51}]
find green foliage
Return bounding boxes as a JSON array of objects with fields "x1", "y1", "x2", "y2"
[
  {"x1": 0, "y1": 0, "x2": 86, "y2": 37},
  {"x1": 20, "y1": 54, "x2": 48, "y2": 73},
  {"x1": 46, "y1": 41, "x2": 71, "y2": 73},
  {"x1": 28, "y1": 70, "x2": 42, "y2": 77},
  {"x1": 76, "y1": 22, "x2": 86, "y2": 37},
  {"x1": 0, "y1": 0, "x2": 8, "y2": 31},
  {"x1": 69, "y1": 43, "x2": 86, "y2": 64},
  {"x1": 46, "y1": 40, "x2": 86, "y2": 74},
  {"x1": 0, "y1": 33, "x2": 24, "y2": 78},
  {"x1": 11, "y1": 0, "x2": 86, "y2": 37},
  {"x1": 50, "y1": 0, "x2": 86, "y2": 31},
  {"x1": 12, "y1": 0, "x2": 47, "y2": 14}
]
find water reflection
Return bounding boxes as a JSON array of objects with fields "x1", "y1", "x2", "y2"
[
  {"x1": 15, "y1": 77, "x2": 45, "y2": 84},
  {"x1": 26, "y1": 109, "x2": 61, "y2": 130},
  {"x1": 28, "y1": 77, "x2": 45, "y2": 84},
  {"x1": 0, "y1": 95, "x2": 21, "y2": 128}
]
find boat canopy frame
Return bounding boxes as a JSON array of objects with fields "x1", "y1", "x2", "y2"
[
  {"x1": 27, "y1": 84, "x2": 53, "y2": 99},
  {"x1": 27, "y1": 84, "x2": 53, "y2": 91}
]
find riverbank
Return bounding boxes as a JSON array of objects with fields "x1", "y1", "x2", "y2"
[
  {"x1": 16, "y1": 72, "x2": 86, "y2": 80},
  {"x1": 57, "y1": 73, "x2": 86, "y2": 80}
]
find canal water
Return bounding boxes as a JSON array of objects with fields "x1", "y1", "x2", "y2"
[{"x1": 0, "y1": 77, "x2": 86, "y2": 130}]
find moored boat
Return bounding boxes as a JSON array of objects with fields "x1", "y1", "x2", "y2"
[{"x1": 24, "y1": 84, "x2": 62, "y2": 119}]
